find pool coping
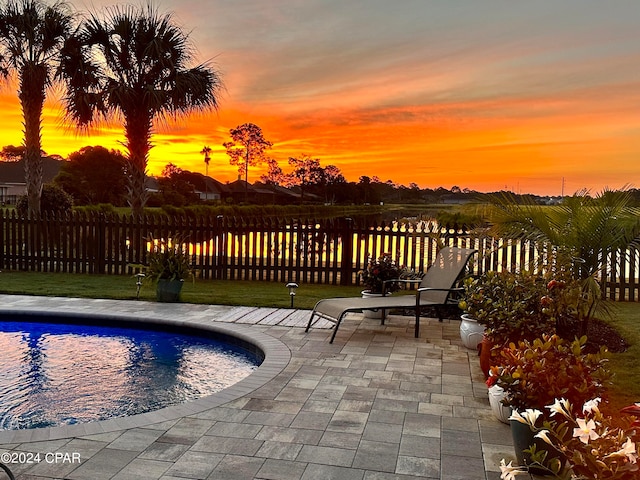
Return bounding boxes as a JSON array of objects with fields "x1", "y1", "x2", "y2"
[{"x1": 0, "y1": 308, "x2": 292, "y2": 444}]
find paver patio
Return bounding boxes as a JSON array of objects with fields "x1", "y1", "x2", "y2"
[{"x1": 0, "y1": 295, "x2": 515, "y2": 479}]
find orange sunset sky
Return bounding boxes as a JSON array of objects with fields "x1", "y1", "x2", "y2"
[{"x1": 1, "y1": 0, "x2": 639, "y2": 196}]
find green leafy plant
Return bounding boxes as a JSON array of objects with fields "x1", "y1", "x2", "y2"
[
  {"x1": 459, "y1": 270, "x2": 556, "y2": 345},
  {"x1": 145, "y1": 235, "x2": 193, "y2": 282},
  {"x1": 490, "y1": 334, "x2": 611, "y2": 413}
]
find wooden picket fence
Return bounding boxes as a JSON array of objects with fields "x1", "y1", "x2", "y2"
[{"x1": 0, "y1": 211, "x2": 638, "y2": 300}]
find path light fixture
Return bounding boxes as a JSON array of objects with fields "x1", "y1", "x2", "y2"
[
  {"x1": 285, "y1": 282, "x2": 298, "y2": 308},
  {"x1": 135, "y1": 273, "x2": 145, "y2": 300}
]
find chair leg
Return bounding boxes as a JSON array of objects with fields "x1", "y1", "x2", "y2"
[
  {"x1": 435, "y1": 306, "x2": 443, "y2": 322},
  {"x1": 305, "y1": 311, "x2": 317, "y2": 332},
  {"x1": 414, "y1": 306, "x2": 420, "y2": 338},
  {"x1": 330, "y1": 313, "x2": 346, "y2": 343}
]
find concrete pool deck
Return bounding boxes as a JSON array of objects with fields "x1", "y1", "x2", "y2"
[{"x1": 0, "y1": 295, "x2": 515, "y2": 479}]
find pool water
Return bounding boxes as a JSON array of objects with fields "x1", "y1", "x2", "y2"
[{"x1": 0, "y1": 320, "x2": 260, "y2": 430}]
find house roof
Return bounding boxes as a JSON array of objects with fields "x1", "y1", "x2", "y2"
[{"x1": 0, "y1": 157, "x2": 64, "y2": 184}]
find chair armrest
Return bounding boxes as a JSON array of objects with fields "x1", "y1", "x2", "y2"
[
  {"x1": 381, "y1": 278, "x2": 422, "y2": 295},
  {"x1": 416, "y1": 286, "x2": 464, "y2": 293},
  {"x1": 416, "y1": 287, "x2": 464, "y2": 302}
]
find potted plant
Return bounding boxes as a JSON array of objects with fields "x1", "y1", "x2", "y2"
[
  {"x1": 359, "y1": 252, "x2": 406, "y2": 318},
  {"x1": 146, "y1": 235, "x2": 193, "y2": 302},
  {"x1": 491, "y1": 334, "x2": 611, "y2": 472},
  {"x1": 502, "y1": 398, "x2": 640, "y2": 479}
]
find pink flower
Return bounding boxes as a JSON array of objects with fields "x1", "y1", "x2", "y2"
[{"x1": 573, "y1": 418, "x2": 600, "y2": 444}]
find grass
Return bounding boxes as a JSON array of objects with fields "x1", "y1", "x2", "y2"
[
  {"x1": 604, "y1": 302, "x2": 640, "y2": 412},
  {"x1": 0, "y1": 270, "x2": 638, "y2": 409},
  {"x1": 0, "y1": 270, "x2": 364, "y2": 310}
]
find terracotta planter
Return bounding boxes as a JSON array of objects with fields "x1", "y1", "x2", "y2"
[
  {"x1": 479, "y1": 334, "x2": 493, "y2": 378},
  {"x1": 361, "y1": 290, "x2": 384, "y2": 319},
  {"x1": 459, "y1": 314, "x2": 484, "y2": 350}
]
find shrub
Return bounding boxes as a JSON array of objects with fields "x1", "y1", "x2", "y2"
[
  {"x1": 16, "y1": 183, "x2": 73, "y2": 217},
  {"x1": 490, "y1": 334, "x2": 611, "y2": 413},
  {"x1": 460, "y1": 270, "x2": 556, "y2": 345}
]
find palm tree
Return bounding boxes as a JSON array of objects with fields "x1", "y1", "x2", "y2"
[
  {"x1": 58, "y1": 4, "x2": 222, "y2": 216},
  {"x1": 200, "y1": 145, "x2": 211, "y2": 200},
  {"x1": 0, "y1": 0, "x2": 74, "y2": 217}
]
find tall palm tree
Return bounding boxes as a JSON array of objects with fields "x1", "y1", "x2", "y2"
[
  {"x1": 200, "y1": 145, "x2": 211, "y2": 200},
  {"x1": 58, "y1": 4, "x2": 222, "y2": 216},
  {"x1": 0, "y1": 0, "x2": 74, "y2": 217}
]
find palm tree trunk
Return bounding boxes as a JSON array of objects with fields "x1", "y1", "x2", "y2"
[
  {"x1": 124, "y1": 112, "x2": 152, "y2": 217},
  {"x1": 19, "y1": 63, "x2": 47, "y2": 218}
]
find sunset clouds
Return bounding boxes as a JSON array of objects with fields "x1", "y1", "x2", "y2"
[{"x1": 2, "y1": 0, "x2": 639, "y2": 195}]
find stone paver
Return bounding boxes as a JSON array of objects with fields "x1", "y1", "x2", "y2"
[{"x1": 0, "y1": 294, "x2": 516, "y2": 479}]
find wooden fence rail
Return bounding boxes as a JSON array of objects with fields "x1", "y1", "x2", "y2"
[{"x1": 1, "y1": 211, "x2": 638, "y2": 300}]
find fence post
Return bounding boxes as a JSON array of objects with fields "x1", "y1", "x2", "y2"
[
  {"x1": 339, "y1": 217, "x2": 353, "y2": 285},
  {"x1": 215, "y1": 215, "x2": 226, "y2": 280}
]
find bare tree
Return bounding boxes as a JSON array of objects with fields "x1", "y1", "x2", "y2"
[{"x1": 223, "y1": 123, "x2": 272, "y2": 201}]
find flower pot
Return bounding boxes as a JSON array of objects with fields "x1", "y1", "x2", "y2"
[
  {"x1": 510, "y1": 414, "x2": 561, "y2": 475},
  {"x1": 479, "y1": 334, "x2": 493, "y2": 378},
  {"x1": 156, "y1": 279, "x2": 184, "y2": 303},
  {"x1": 361, "y1": 290, "x2": 384, "y2": 319},
  {"x1": 488, "y1": 384, "x2": 512, "y2": 424},
  {"x1": 459, "y1": 314, "x2": 484, "y2": 350}
]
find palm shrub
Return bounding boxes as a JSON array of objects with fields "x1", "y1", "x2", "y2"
[
  {"x1": 145, "y1": 235, "x2": 192, "y2": 282},
  {"x1": 489, "y1": 189, "x2": 640, "y2": 334}
]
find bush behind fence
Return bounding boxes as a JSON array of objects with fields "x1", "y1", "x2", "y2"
[{"x1": 0, "y1": 211, "x2": 638, "y2": 301}]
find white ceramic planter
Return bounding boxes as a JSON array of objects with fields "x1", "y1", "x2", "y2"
[
  {"x1": 459, "y1": 314, "x2": 485, "y2": 350},
  {"x1": 361, "y1": 290, "x2": 384, "y2": 319},
  {"x1": 488, "y1": 384, "x2": 512, "y2": 424}
]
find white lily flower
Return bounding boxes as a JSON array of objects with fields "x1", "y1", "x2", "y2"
[
  {"x1": 521, "y1": 408, "x2": 542, "y2": 426},
  {"x1": 582, "y1": 398, "x2": 601, "y2": 415},
  {"x1": 534, "y1": 429, "x2": 553, "y2": 445},
  {"x1": 500, "y1": 459, "x2": 526, "y2": 480},
  {"x1": 508, "y1": 410, "x2": 527, "y2": 424},
  {"x1": 547, "y1": 398, "x2": 571, "y2": 418}
]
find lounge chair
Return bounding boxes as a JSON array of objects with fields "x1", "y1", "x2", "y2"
[{"x1": 305, "y1": 246, "x2": 477, "y2": 343}]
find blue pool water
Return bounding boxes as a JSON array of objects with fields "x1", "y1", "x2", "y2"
[{"x1": 0, "y1": 319, "x2": 260, "y2": 430}]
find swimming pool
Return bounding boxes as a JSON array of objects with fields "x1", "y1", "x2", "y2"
[{"x1": 0, "y1": 316, "x2": 261, "y2": 430}]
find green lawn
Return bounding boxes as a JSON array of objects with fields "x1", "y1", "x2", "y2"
[
  {"x1": 604, "y1": 302, "x2": 640, "y2": 412},
  {"x1": 0, "y1": 270, "x2": 637, "y2": 409},
  {"x1": 0, "y1": 271, "x2": 364, "y2": 309}
]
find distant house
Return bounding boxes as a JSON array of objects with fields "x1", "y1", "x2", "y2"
[
  {"x1": 197, "y1": 177, "x2": 229, "y2": 201},
  {"x1": 0, "y1": 158, "x2": 64, "y2": 204}
]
